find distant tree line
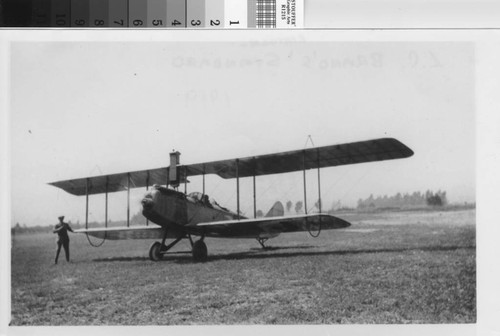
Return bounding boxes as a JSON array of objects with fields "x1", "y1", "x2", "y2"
[
  {"x1": 357, "y1": 190, "x2": 448, "y2": 209},
  {"x1": 11, "y1": 211, "x2": 150, "y2": 235},
  {"x1": 12, "y1": 190, "x2": 462, "y2": 235},
  {"x1": 11, "y1": 222, "x2": 53, "y2": 235}
]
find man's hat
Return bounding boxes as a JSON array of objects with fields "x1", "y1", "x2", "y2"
[{"x1": 58, "y1": 216, "x2": 64, "y2": 220}]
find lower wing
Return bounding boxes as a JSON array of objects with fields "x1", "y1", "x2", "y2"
[
  {"x1": 74, "y1": 226, "x2": 164, "y2": 240},
  {"x1": 186, "y1": 214, "x2": 351, "y2": 238},
  {"x1": 74, "y1": 214, "x2": 351, "y2": 240}
]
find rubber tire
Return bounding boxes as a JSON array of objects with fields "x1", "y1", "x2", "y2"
[
  {"x1": 149, "y1": 242, "x2": 163, "y2": 261},
  {"x1": 192, "y1": 240, "x2": 208, "y2": 262}
]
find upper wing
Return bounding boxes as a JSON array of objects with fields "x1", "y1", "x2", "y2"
[
  {"x1": 185, "y1": 214, "x2": 351, "y2": 238},
  {"x1": 185, "y1": 137, "x2": 413, "y2": 179},
  {"x1": 48, "y1": 167, "x2": 171, "y2": 196},
  {"x1": 49, "y1": 138, "x2": 413, "y2": 196}
]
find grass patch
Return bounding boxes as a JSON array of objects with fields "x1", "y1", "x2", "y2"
[{"x1": 10, "y1": 209, "x2": 476, "y2": 325}]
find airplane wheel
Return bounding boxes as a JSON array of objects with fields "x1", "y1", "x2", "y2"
[
  {"x1": 149, "y1": 242, "x2": 163, "y2": 261},
  {"x1": 192, "y1": 240, "x2": 208, "y2": 262}
]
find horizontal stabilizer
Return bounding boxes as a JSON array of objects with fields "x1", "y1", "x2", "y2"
[{"x1": 266, "y1": 201, "x2": 284, "y2": 217}]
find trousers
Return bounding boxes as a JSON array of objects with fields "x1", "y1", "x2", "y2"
[{"x1": 55, "y1": 239, "x2": 70, "y2": 263}]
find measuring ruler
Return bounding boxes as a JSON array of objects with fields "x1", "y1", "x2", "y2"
[{"x1": 1, "y1": 0, "x2": 303, "y2": 28}]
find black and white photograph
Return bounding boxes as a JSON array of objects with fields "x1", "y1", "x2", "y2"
[{"x1": 1, "y1": 30, "x2": 499, "y2": 334}]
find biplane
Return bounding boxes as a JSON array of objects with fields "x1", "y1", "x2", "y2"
[{"x1": 49, "y1": 138, "x2": 413, "y2": 262}]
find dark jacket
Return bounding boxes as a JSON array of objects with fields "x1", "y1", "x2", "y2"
[{"x1": 54, "y1": 222, "x2": 73, "y2": 242}]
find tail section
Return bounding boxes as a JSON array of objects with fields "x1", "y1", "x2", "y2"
[{"x1": 265, "y1": 201, "x2": 284, "y2": 217}]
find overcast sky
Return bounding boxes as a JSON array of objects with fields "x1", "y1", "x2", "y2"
[{"x1": 9, "y1": 37, "x2": 475, "y2": 226}]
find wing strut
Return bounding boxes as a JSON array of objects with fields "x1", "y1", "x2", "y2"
[
  {"x1": 184, "y1": 166, "x2": 188, "y2": 194},
  {"x1": 236, "y1": 159, "x2": 240, "y2": 220},
  {"x1": 308, "y1": 147, "x2": 322, "y2": 237},
  {"x1": 317, "y1": 148, "x2": 322, "y2": 213},
  {"x1": 85, "y1": 178, "x2": 89, "y2": 229},
  {"x1": 252, "y1": 157, "x2": 257, "y2": 218},
  {"x1": 253, "y1": 174, "x2": 257, "y2": 218},
  {"x1": 302, "y1": 150, "x2": 308, "y2": 215},
  {"x1": 146, "y1": 171, "x2": 150, "y2": 226},
  {"x1": 127, "y1": 173, "x2": 130, "y2": 227},
  {"x1": 105, "y1": 176, "x2": 109, "y2": 228},
  {"x1": 202, "y1": 164, "x2": 206, "y2": 194}
]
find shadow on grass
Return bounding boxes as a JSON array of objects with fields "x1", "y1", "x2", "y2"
[
  {"x1": 93, "y1": 256, "x2": 150, "y2": 262},
  {"x1": 91, "y1": 245, "x2": 315, "y2": 262},
  {"x1": 172, "y1": 244, "x2": 476, "y2": 264},
  {"x1": 92, "y1": 251, "x2": 192, "y2": 262},
  {"x1": 90, "y1": 244, "x2": 475, "y2": 264},
  {"x1": 248, "y1": 245, "x2": 315, "y2": 251}
]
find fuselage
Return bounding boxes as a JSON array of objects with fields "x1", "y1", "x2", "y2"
[{"x1": 141, "y1": 185, "x2": 241, "y2": 230}]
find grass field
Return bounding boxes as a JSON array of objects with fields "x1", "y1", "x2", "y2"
[{"x1": 10, "y1": 209, "x2": 476, "y2": 325}]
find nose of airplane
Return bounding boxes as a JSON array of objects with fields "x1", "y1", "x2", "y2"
[
  {"x1": 142, "y1": 191, "x2": 155, "y2": 212},
  {"x1": 141, "y1": 187, "x2": 167, "y2": 226}
]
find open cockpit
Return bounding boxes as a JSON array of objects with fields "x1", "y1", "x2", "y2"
[{"x1": 186, "y1": 191, "x2": 231, "y2": 213}]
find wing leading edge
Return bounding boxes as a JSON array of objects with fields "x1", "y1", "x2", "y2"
[
  {"x1": 185, "y1": 137, "x2": 413, "y2": 179},
  {"x1": 50, "y1": 138, "x2": 413, "y2": 196},
  {"x1": 74, "y1": 226, "x2": 164, "y2": 240}
]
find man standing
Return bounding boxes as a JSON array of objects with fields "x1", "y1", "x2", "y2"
[{"x1": 53, "y1": 216, "x2": 74, "y2": 264}]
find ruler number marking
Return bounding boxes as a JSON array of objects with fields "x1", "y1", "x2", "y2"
[{"x1": 56, "y1": 14, "x2": 67, "y2": 26}]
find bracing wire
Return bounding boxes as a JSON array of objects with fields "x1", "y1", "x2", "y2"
[
  {"x1": 307, "y1": 220, "x2": 322, "y2": 237},
  {"x1": 337, "y1": 165, "x2": 375, "y2": 207},
  {"x1": 85, "y1": 231, "x2": 106, "y2": 247},
  {"x1": 84, "y1": 211, "x2": 106, "y2": 247},
  {"x1": 304, "y1": 135, "x2": 315, "y2": 148}
]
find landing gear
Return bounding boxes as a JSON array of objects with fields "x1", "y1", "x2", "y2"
[
  {"x1": 192, "y1": 239, "x2": 208, "y2": 262},
  {"x1": 257, "y1": 238, "x2": 269, "y2": 249},
  {"x1": 148, "y1": 230, "x2": 209, "y2": 262},
  {"x1": 149, "y1": 229, "x2": 185, "y2": 261},
  {"x1": 149, "y1": 242, "x2": 163, "y2": 261}
]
